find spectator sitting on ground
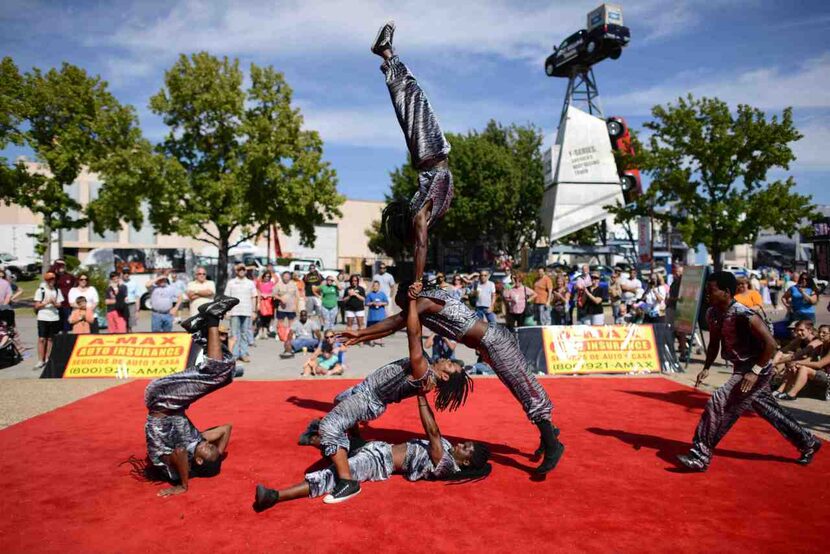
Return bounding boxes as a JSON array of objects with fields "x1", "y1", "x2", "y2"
[
  {"x1": 281, "y1": 310, "x2": 321, "y2": 358},
  {"x1": 424, "y1": 331, "x2": 458, "y2": 363},
  {"x1": 775, "y1": 324, "x2": 830, "y2": 401},
  {"x1": 69, "y1": 296, "x2": 95, "y2": 334},
  {"x1": 322, "y1": 330, "x2": 347, "y2": 371},
  {"x1": 301, "y1": 340, "x2": 344, "y2": 376},
  {"x1": 772, "y1": 320, "x2": 818, "y2": 371}
]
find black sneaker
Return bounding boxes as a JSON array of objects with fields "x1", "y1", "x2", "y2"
[
  {"x1": 253, "y1": 484, "x2": 280, "y2": 512},
  {"x1": 533, "y1": 426, "x2": 561, "y2": 457},
  {"x1": 180, "y1": 313, "x2": 207, "y2": 334},
  {"x1": 676, "y1": 453, "x2": 707, "y2": 472},
  {"x1": 198, "y1": 296, "x2": 240, "y2": 319},
  {"x1": 534, "y1": 440, "x2": 565, "y2": 475},
  {"x1": 370, "y1": 20, "x2": 395, "y2": 56},
  {"x1": 323, "y1": 478, "x2": 361, "y2": 504},
  {"x1": 797, "y1": 441, "x2": 822, "y2": 465}
]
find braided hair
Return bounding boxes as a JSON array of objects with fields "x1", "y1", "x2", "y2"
[
  {"x1": 381, "y1": 200, "x2": 413, "y2": 246},
  {"x1": 444, "y1": 442, "x2": 492, "y2": 482},
  {"x1": 434, "y1": 364, "x2": 473, "y2": 411}
]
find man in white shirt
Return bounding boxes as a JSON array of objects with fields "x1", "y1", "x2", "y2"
[
  {"x1": 619, "y1": 268, "x2": 643, "y2": 304},
  {"x1": 575, "y1": 263, "x2": 592, "y2": 288},
  {"x1": 473, "y1": 270, "x2": 496, "y2": 323},
  {"x1": 121, "y1": 269, "x2": 142, "y2": 332},
  {"x1": 187, "y1": 267, "x2": 216, "y2": 316},
  {"x1": 372, "y1": 263, "x2": 396, "y2": 308},
  {"x1": 224, "y1": 264, "x2": 258, "y2": 362},
  {"x1": 33, "y1": 272, "x2": 64, "y2": 369}
]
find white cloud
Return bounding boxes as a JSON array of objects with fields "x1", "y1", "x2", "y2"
[
  {"x1": 792, "y1": 118, "x2": 830, "y2": 171},
  {"x1": 607, "y1": 53, "x2": 830, "y2": 113},
  {"x1": 90, "y1": 0, "x2": 735, "y2": 64}
]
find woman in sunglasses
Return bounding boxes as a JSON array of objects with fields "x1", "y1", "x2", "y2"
[{"x1": 782, "y1": 272, "x2": 818, "y2": 324}]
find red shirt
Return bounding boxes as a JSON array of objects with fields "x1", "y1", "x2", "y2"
[{"x1": 56, "y1": 273, "x2": 76, "y2": 308}]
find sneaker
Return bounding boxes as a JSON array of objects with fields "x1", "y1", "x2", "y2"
[
  {"x1": 253, "y1": 484, "x2": 280, "y2": 513},
  {"x1": 198, "y1": 296, "x2": 240, "y2": 319},
  {"x1": 34, "y1": 361, "x2": 45, "y2": 369},
  {"x1": 323, "y1": 479, "x2": 361, "y2": 504},
  {"x1": 797, "y1": 441, "x2": 822, "y2": 465},
  {"x1": 370, "y1": 20, "x2": 395, "y2": 56},
  {"x1": 239, "y1": 355, "x2": 251, "y2": 363},
  {"x1": 180, "y1": 313, "x2": 206, "y2": 334},
  {"x1": 676, "y1": 453, "x2": 707, "y2": 472},
  {"x1": 779, "y1": 393, "x2": 797, "y2": 401},
  {"x1": 772, "y1": 391, "x2": 785, "y2": 399},
  {"x1": 534, "y1": 440, "x2": 565, "y2": 475}
]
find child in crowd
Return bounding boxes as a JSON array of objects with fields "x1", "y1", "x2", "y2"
[
  {"x1": 69, "y1": 296, "x2": 95, "y2": 334},
  {"x1": 302, "y1": 340, "x2": 344, "y2": 376}
]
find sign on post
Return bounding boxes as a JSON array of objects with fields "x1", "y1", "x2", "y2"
[
  {"x1": 673, "y1": 265, "x2": 708, "y2": 336},
  {"x1": 63, "y1": 333, "x2": 192, "y2": 378},
  {"x1": 542, "y1": 324, "x2": 660, "y2": 374}
]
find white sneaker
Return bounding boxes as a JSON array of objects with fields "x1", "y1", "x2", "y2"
[{"x1": 34, "y1": 361, "x2": 45, "y2": 369}]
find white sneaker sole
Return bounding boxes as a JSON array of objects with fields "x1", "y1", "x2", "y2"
[{"x1": 322, "y1": 487, "x2": 361, "y2": 504}]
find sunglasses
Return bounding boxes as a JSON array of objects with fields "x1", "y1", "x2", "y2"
[
  {"x1": 325, "y1": 335, "x2": 335, "y2": 339},
  {"x1": 79, "y1": 278, "x2": 88, "y2": 281},
  {"x1": 196, "y1": 272, "x2": 206, "y2": 276}
]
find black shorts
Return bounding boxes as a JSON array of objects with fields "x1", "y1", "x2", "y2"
[
  {"x1": 276, "y1": 311, "x2": 296, "y2": 320},
  {"x1": 37, "y1": 320, "x2": 61, "y2": 339}
]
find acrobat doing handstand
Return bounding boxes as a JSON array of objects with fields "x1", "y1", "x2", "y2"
[{"x1": 142, "y1": 296, "x2": 239, "y2": 496}]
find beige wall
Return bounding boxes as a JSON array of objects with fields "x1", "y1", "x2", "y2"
[{"x1": 2, "y1": 161, "x2": 390, "y2": 270}]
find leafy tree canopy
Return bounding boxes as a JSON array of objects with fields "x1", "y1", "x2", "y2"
[
  {"x1": 368, "y1": 120, "x2": 544, "y2": 267},
  {"x1": 607, "y1": 95, "x2": 816, "y2": 269}
]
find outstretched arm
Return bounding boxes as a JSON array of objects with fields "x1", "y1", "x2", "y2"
[
  {"x1": 407, "y1": 283, "x2": 429, "y2": 380},
  {"x1": 202, "y1": 424, "x2": 233, "y2": 456},
  {"x1": 337, "y1": 312, "x2": 405, "y2": 345},
  {"x1": 417, "y1": 395, "x2": 445, "y2": 466}
]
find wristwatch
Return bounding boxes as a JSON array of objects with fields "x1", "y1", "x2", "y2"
[{"x1": 750, "y1": 362, "x2": 772, "y2": 375}]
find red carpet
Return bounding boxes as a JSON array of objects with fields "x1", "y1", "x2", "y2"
[{"x1": 0, "y1": 377, "x2": 827, "y2": 553}]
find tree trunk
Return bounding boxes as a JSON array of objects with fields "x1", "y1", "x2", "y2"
[
  {"x1": 42, "y1": 217, "x2": 52, "y2": 275},
  {"x1": 217, "y1": 231, "x2": 230, "y2": 294},
  {"x1": 711, "y1": 244, "x2": 723, "y2": 272}
]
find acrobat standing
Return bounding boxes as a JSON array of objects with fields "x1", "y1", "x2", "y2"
[
  {"x1": 676, "y1": 271, "x2": 822, "y2": 471},
  {"x1": 143, "y1": 296, "x2": 239, "y2": 496}
]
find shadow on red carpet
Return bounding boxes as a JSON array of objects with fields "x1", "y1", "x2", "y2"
[{"x1": 0, "y1": 377, "x2": 826, "y2": 553}]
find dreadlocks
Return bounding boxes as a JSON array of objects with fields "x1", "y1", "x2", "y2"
[
  {"x1": 434, "y1": 366, "x2": 473, "y2": 411},
  {"x1": 381, "y1": 200, "x2": 412, "y2": 246},
  {"x1": 444, "y1": 442, "x2": 492, "y2": 482}
]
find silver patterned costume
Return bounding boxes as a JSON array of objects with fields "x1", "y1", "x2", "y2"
[
  {"x1": 687, "y1": 302, "x2": 817, "y2": 467},
  {"x1": 382, "y1": 56, "x2": 453, "y2": 228},
  {"x1": 418, "y1": 287, "x2": 553, "y2": 423},
  {"x1": 305, "y1": 438, "x2": 458, "y2": 498},
  {"x1": 144, "y1": 355, "x2": 236, "y2": 479},
  {"x1": 318, "y1": 358, "x2": 433, "y2": 457}
]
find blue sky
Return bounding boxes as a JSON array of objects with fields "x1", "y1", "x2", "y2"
[{"x1": 2, "y1": 0, "x2": 829, "y2": 204}]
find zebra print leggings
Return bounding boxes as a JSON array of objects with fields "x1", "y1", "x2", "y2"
[
  {"x1": 479, "y1": 323, "x2": 553, "y2": 424},
  {"x1": 144, "y1": 356, "x2": 236, "y2": 412},
  {"x1": 382, "y1": 56, "x2": 453, "y2": 228},
  {"x1": 318, "y1": 387, "x2": 387, "y2": 457},
  {"x1": 689, "y1": 369, "x2": 817, "y2": 466},
  {"x1": 305, "y1": 441, "x2": 394, "y2": 498}
]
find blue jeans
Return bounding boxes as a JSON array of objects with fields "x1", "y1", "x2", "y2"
[
  {"x1": 231, "y1": 315, "x2": 252, "y2": 359},
  {"x1": 535, "y1": 304, "x2": 551, "y2": 325},
  {"x1": 321, "y1": 306, "x2": 339, "y2": 330},
  {"x1": 151, "y1": 312, "x2": 174, "y2": 332},
  {"x1": 292, "y1": 337, "x2": 320, "y2": 352},
  {"x1": 475, "y1": 307, "x2": 496, "y2": 323}
]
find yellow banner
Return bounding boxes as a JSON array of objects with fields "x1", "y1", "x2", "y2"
[
  {"x1": 542, "y1": 325, "x2": 660, "y2": 374},
  {"x1": 63, "y1": 333, "x2": 192, "y2": 379}
]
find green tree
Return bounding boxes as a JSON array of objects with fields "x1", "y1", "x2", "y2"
[
  {"x1": 368, "y1": 120, "x2": 544, "y2": 267},
  {"x1": 0, "y1": 57, "x2": 146, "y2": 271},
  {"x1": 145, "y1": 53, "x2": 342, "y2": 289},
  {"x1": 607, "y1": 95, "x2": 816, "y2": 270}
]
